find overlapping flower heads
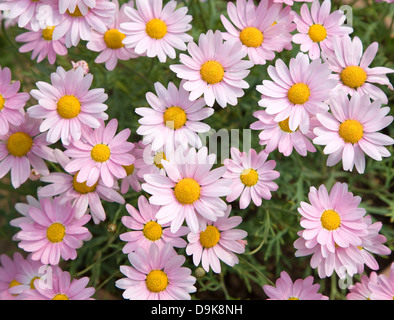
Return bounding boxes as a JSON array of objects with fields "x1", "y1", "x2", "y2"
[{"x1": 0, "y1": 0, "x2": 393, "y2": 301}]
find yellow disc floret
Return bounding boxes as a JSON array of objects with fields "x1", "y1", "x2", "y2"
[
  {"x1": 239, "y1": 27, "x2": 264, "y2": 48},
  {"x1": 104, "y1": 29, "x2": 126, "y2": 49},
  {"x1": 42, "y1": 26, "x2": 55, "y2": 41},
  {"x1": 163, "y1": 106, "x2": 187, "y2": 129},
  {"x1": 145, "y1": 18, "x2": 167, "y2": 39},
  {"x1": 73, "y1": 172, "x2": 98, "y2": 194},
  {"x1": 279, "y1": 118, "x2": 297, "y2": 133},
  {"x1": 287, "y1": 83, "x2": 311, "y2": 105},
  {"x1": 52, "y1": 294, "x2": 69, "y2": 300},
  {"x1": 143, "y1": 221, "x2": 163, "y2": 241},
  {"x1": 174, "y1": 178, "x2": 201, "y2": 205},
  {"x1": 320, "y1": 209, "x2": 341, "y2": 231},
  {"x1": 308, "y1": 24, "x2": 327, "y2": 43},
  {"x1": 240, "y1": 168, "x2": 259, "y2": 187},
  {"x1": 340, "y1": 66, "x2": 367, "y2": 89},
  {"x1": 199, "y1": 225, "x2": 221, "y2": 248},
  {"x1": 7, "y1": 132, "x2": 33, "y2": 157},
  {"x1": 153, "y1": 152, "x2": 167, "y2": 169},
  {"x1": 146, "y1": 270, "x2": 169, "y2": 293},
  {"x1": 123, "y1": 164, "x2": 135, "y2": 176},
  {"x1": 46, "y1": 222, "x2": 66, "y2": 243},
  {"x1": 339, "y1": 119, "x2": 363, "y2": 144},
  {"x1": 67, "y1": 6, "x2": 84, "y2": 17},
  {"x1": 91, "y1": 144, "x2": 111, "y2": 162},
  {"x1": 57, "y1": 95, "x2": 81, "y2": 119},
  {"x1": 0, "y1": 94, "x2": 5, "y2": 111},
  {"x1": 200, "y1": 61, "x2": 225, "y2": 85}
]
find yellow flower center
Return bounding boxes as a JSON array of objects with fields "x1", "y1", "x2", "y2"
[
  {"x1": 0, "y1": 94, "x2": 5, "y2": 111},
  {"x1": 199, "y1": 225, "x2": 221, "y2": 248},
  {"x1": 30, "y1": 276, "x2": 40, "y2": 289},
  {"x1": 46, "y1": 222, "x2": 66, "y2": 243},
  {"x1": 308, "y1": 24, "x2": 327, "y2": 43},
  {"x1": 104, "y1": 28, "x2": 126, "y2": 49},
  {"x1": 57, "y1": 95, "x2": 81, "y2": 119},
  {"x1": 320, "y1": 209, "x2": 341, "y2": 231},
  {"x1": 73, "y1": 172, "x2": 98, "y2": 194},
  {"x1": 163, "y1": 106, "x2": 187, "y2": 130},
  {"x1": 7, "y1": 132, "x2": 33, "y2": 157},
  {"x1": 288, "y1": 297, "x2": 300, "y2": 300},
  {"x1": 240, "y1": 168, "x2": 259, "y2": 187},
  {"x1": 142, "y1": 221, "x2": 163, "y2": 241},
  {"x1": 153, "y1": 152, "x2": 167, "y2": 169},
  {"x1": 146, "y1": 270, "x2": 168, "y2": 293},
  {"x1": 42, "y1": 26, "x2": 55, "y2": 41},
  {"x1": 200, "y1": 61, "x2": 225, "y2": 85},
  {"x1": 91, "y1": 144, "x2": 111, "y2": 162},
  {"x1": 339, "y1": 119, "x2": 364, "y2": 144},
  {"x1": 239, "y1": 27, "x2": 264, "y2": 48},
  {"x1": 9, "y1": 279, "x2": 21, "y2": 288},
  {"x1": 67, "y1": 6, "x2": 84, "y2": 17},
  {"x1": 279, "y1": 118, "x2": 297, "y2": 133},
  {"x1": 340, "y1": 66, "x2": 367, "y2": 89},
  {"x1": 145, "y1": 18, "x2": 167, "y2": 39},
  {"x1": 123, "y1": 164, "x2": 135, "y2": 176},
  {"x1": 287, "y1": 83, "x2": 311, "y2": 105},
  {"x1": 52, "y1": 294, "x2": 69, "y2": 300},
  {"x1": 174, "y1": 178, "x2": 201, "y2": 205}
]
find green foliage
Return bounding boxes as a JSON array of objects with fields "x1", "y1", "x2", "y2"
[{"x1": 0, "y1": 0, "x2": 393, "y2": 300}]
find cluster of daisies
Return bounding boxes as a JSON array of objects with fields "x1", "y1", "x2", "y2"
[{"x1": 0, "y1": 0, "x2": 393, "y2": 300}]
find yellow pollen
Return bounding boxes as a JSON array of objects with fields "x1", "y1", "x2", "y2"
[
  {"x1": 339, "y1": 119, "x2": 363, "y2": 144},
  {"x1": 199, "y1": 225, "x2": 221, "y2": 248},
  {"x1": 174, "y1": 178, "x2": 201, "y2": 205},
  {"x1": 288, "y1": 297, "x2": 300, "y2": 300},
  {"x1": 340, "y1": 66, "x2": 367, "y2": 89},
  {"x1": 200, "y1": 61, "x2": 225, "y2": 85},
  {"x1": 153, "y1": 152, "x2": 167, "y2": 169},
  {"x1": 163, "y1": 106, "x2": 187, "y2": 130},
  {"x1": 42, "y1": 26, "x2": 55, "y2": 41},
  {"x1": 143, "y1": 221, "x2": 163, "y2": 241},
  {"x1": 91, "y1": 144, "x2": 111, "y2": 162},
  {"x1": 57, "y1": 95, "x2": 81, "y2": 119},
  {"x1": 279, "y1": 117, "x2": 297, "y2": 133},
  {"x1": 73, "y1": 172, "x2": 98, "y2": 194},
  {"x1": 145, "y1": 18, "x2": 167, "y2": 39},
  {"x1": 146, "y1": 270, "x2": 168, "y2": 293},
  {"x1": 7, "y1": 132, "x2": 33, "y2": 157},
  {"x1": 239, "y1": 27, "x2": 264, "y2": 48},
  {"x1": 46, "y1": 222, "x2": 66, "y2": 243},
  {"x1": 104, "y1": 28, "x2": 126, "y2": 49},
  {"x1": 308, "y1": 24, "x2": 327, "y2": 43},
  {"x1": 67, "y1": 6, "x2": 84, "y2": 17},
  {"x1": 9, "y1": 279, "x2": 21, "y2": 288},
  {"x1": 123, "y1": 164, "x2": 135, "y2": 176},
  {"x1": 287, "y1": 83, "x2": 311, "y2": 105},
  {"x1": 320, "y1": 210, "x2": 341, "y2": 231},
  {"x1": 30, "y1": 276, "x2": 40, "y2": 289},
  {"x1": 240, "y1": 168, "x2": 259, "y2": 187},
  {"x1": 0, "y1": 94, "x2": 4, "y2": 111},
  {"x1": 52, "y1": 294, "x2": 69, "y2": 300}
]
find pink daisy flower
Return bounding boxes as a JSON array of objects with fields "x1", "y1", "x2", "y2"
[
  {"x1": 38, "y1": 149, "x2": 125, "y2": 224},
  {"x1": 134, "y1": 142, "x2": 170, "y2": 179},
  {"x1": 15, "y1": 197, "x2": 92, "y2": 265},
  {"x1": 313, "y1": 91, "x2": 394, "y2": 174},
  {"x1": 120, "y1": 195, "x2": 189, "y2": 254},
  {"x1": 273, "y1": 0, "x2": 313, "y2": 5},
  {"x1": 262, "y1": 271, "x2": 329, "y2": 300},
  {"x1": 369, "y1": 263, "x2": 394, "y2": 300},
  {"x1": 15, "y1": 25, "x2": 68, "y2": 65},
  {"x1": 51, "y1": 0, "x2": 116, "y2": 48},
  {"x1": 0, "y1": 252, "x2": 24, "y2": 300},
  {"x1": 322, "y1": 35, "x2": 394, "y2": 104},
  {"x1": 256, "y1": 52, "x2": 336, "y2": 134},
  {"x1": 0, "y1": 115, "x2": 56, "y2": 189},
  {"x1": 346, "y1": 271, "x2": 379, "y2": 300},
  {"x1": 22, "y1": 265, "x2": 95, "y2": 300},
  {"x1": 141, "y1": 146, "x2": 232, "y2": 234},
  {"x1": 120, "y1": 0, "x2": 193, "y2": 63},
  {"x1": 64, "y1": 118, "x2": 134, "y2": 188},
  {"x1": 170, "y1": 30, "x2": 254, "y2": 108},
  {"x1": 116, "y1": 243, "x2": 196, "y2": 300},
  {"x1": 220, "y1": 0, "x2": 296, "y2": 65},
  {"x1": 0, "y1": 0, "x2": 43, "y2": 31},
  {"x1": 292, "y1": 0, "x2": 353, "y2": 60},
  {"x1": 86, "y1": 0, "x2": 139, "y2": 71},
  {"x1": 186, "y1": 205, "x2": 247, "y2": 274},
  {"x1": 28, "y1": 66, "x2": 109, "y2": 145},
  {"x1": 250, "y1": 110, "x2": 317, "y2": 157},
  {"x1": 10, "y1": 195, "x2": 41, "y2": 230},
  {"x1": 0, "y1": 66, "x2": 30, "y2": 136},
  {"x1": 136, "y1": 80, "x2": 213, "y2": 152},
  {"x1": 297, "y1": 182, "x2": 368, "y2": 254},
  {"x1": 223, "y1": 147, "x2": 280, "y2": 209},
  {"x1": 58, "y1": 0, "x2": 96, "y2": 15}
]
